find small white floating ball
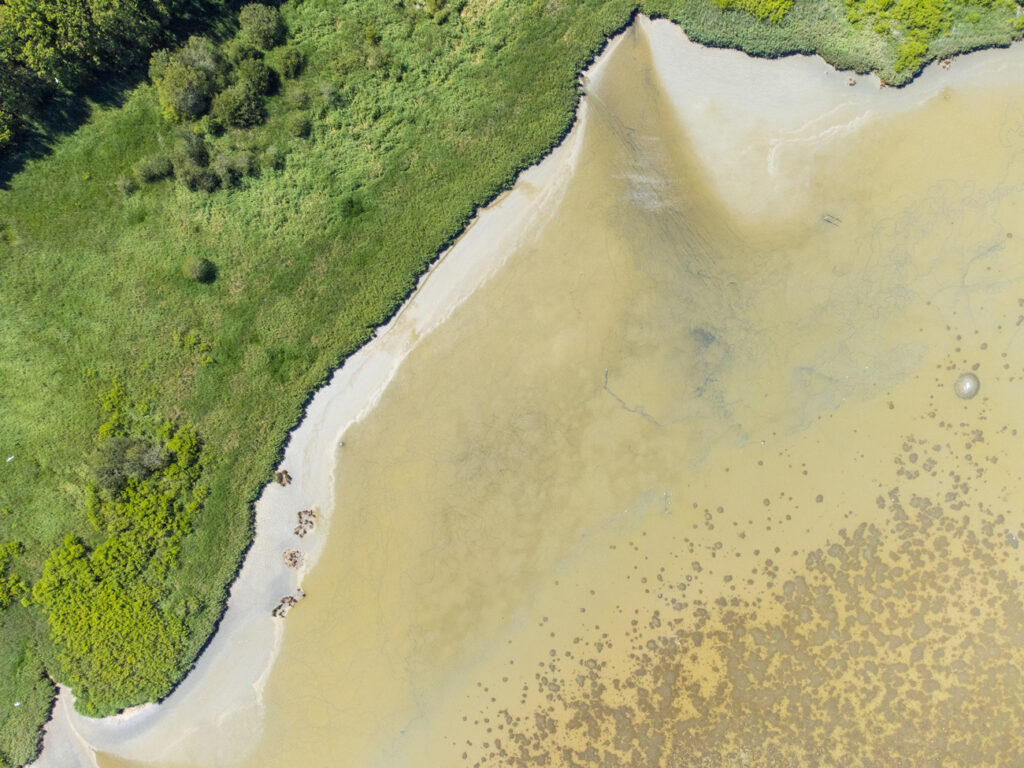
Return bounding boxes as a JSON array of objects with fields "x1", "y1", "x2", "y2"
[{"x1": 954, "y1": 372, "x2": 980, "y2": 400}]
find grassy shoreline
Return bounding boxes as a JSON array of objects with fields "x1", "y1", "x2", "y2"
[{"x1": 3, "y1": 1, "x2": 1024, "y2": 764}]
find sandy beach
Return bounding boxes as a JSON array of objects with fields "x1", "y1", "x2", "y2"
[{"x1": 32, "y1": 15, "x2": 1024, "y2": 767}]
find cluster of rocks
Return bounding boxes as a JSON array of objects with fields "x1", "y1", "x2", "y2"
[
  {"x1": 293, "y1": 508, "x2": 316, "y2": 537},
  {"x1": 271, "y1": 588, "x2": 305, "y2": 618},
  {"x1": 267, "y1": 467, "x2": 315, "y2": 617}
]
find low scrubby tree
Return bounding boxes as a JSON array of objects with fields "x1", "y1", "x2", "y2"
[
  {"x1": 172, "y1": 134, "x2": 219, "y2": 192},
  {"x1": 211, "y1": 84, "x2": 267, "y2": 128},
  {"x1": 239, "y1": 4, "x2": 285, "y2": 50},
  {"x1": 235, "y1": 58, "x2": 275, "y2": 95},
  {"x1": 276, "y1": 47, "x2": 304, "y2": 78},
  {"x1": 154, "y1": 37, "x2": 227, "y2": 122},
  {"x1": 182, "y1": 255, "x2": 216, "y2": 282}
]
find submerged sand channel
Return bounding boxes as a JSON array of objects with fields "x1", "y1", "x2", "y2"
[{"x1": 45, "y1": 15, "x2": 1024, "y2": 768}]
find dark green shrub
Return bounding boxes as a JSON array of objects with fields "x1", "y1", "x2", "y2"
[
  {"x1": 193, "y1": 113, "x2": 223, "y2": 137},
  {"x1": 330, "y1": 46, "x2": 363, "y2": 78},
  {"x1": 287, "y1": 113, "x2": 311, "y2": 138},
  {"x1": 172, "y1": 133, "x2": 209, "y2": 168},
  {"x1": 93, "y1": 436, "x2": 145, "y2": 493},
  {"x1": 133, "y1": 154, "x2": 173, "y2": 183},
  {"x1": 155, "y1": 37, "x2": 228, "y2": 122},
  {"x1": 157, "y1": 59, "x2": 215, "y2": 121},
  {"x1": 211, "y1": 85, "x2": 266, "y2": 128},
  {"x1": 182, "y1": 255, "x2": 216, "y2": 283},
  {"x1": 236, "y1": 58, "x2": 275, "y2": 95},
  {"x1": 239, "y1": 4, "x2": 285, "y2": 49},
  {"x1": 177, "y1": 165, "x2": 220, "y2": 192},
  {"x1": 122, "y1": 441, "x2": 169, "y2": 479},
  {"x1": 224, "y1": 39, "x2": 263, "y2": 67},
  {"x1": 317, "y1": 81, "x2": 343, "y2": 109},
  {"x1": 276, "y1": 46, "x2": 305, "y2": 78},
  {"x1": 172, "y1": 135, "x2": 219, "y2": 192}
]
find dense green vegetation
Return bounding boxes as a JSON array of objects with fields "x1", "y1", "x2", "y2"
[
  {"x1": 651, "y1": 0, "x2": 1024, "y2": 83},
  {"x1": 713, "y1": 0, "x2": 794, "y2": 24},
  {"x1": 31, "y1": 379, "x2": 206, "y2": 716},
  {"x1": 846, "y1": 0, "x2": 1024, "y2": 73},
  {"x1": 0, "y1": 0, "x2": 235, "y2": 151},
  {"x1": 3, "y1": 0, "x2": 1024, "y2": 764}
]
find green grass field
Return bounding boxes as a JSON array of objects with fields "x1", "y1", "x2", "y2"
[{"x1": 2, "y1": 0, "x2": 1023, "y2": 764}]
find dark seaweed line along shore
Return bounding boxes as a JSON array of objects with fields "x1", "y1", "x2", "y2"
[{"x1": 3, "y1": 0, "x2": 1024, "y2": 765}]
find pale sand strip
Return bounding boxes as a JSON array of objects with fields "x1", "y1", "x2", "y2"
[
  {"x1": 30, "y1": 28, "x2": 627, "y2": 768},
  {"x1": 644, "y1": 18, "x2": 1024, "y2": 224},
  {"x1": 30, "y1": 16, "x2": 1024, "y2": 767}
]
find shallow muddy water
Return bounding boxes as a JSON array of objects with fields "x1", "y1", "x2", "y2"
[{"x1": 98, "y1": 18, "x2": 1024, "y2": 768}]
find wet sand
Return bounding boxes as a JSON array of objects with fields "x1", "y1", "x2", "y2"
[{"x1": 41, "y1": 15, "x2": 1024, "y2": 768}]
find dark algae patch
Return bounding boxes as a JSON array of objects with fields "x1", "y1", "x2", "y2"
[{"x1": 461, "y1": 395, "x2": 1024, "y2": 765}]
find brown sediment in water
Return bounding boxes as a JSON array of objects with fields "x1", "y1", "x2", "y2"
[{"x1": 84, "y1": 16, "x2": 1024, "y2": 768}]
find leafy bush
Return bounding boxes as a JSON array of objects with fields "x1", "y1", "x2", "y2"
[
  {"x1": 261, "y1": 143, "x2": 284, "y2": 170},
  {"x1": 224, "y1": 39, "x2": 263, "y2": 68},
  {"x1": 182, "y1": 256, "x2": 216, "y2": 282},
  {"x1": 133, "y1": 153, "x2": 173, "y2": 183},
  {"x1": 154, "y1": 37, "x2": 228, "y2": 122},
  {"x1": 236, "y1": 58, "x2": 275, "y2": 95},
  {"x1": 363, "y1": 24, "x2": 382, "y2": 46},
  {"x1": 275, "y1": 46, "x2": 305, "y2": 78},
  {"x1": 287, "y1": 113, "x2": 312, "y2": 138},
  {"x1": 157, "y1": 60, "x2": 214, "y2": 122},
  {"x1": 846, "y1": 0, "x2": 959, "y2": 74},
  {"x1": 172, "y1": 135, "x2": 219, "y2": 192},
  {"x1": 172, "y1": 134, "x2": 209, "y2": 169},
  {"x1": 192, "y1": 114, "x2": 223, "y2": 137},
  {"x1": 239, "y1": 4, "x2": 285, "y2": 50},
  {"x1": 211, "y1": 84, "x2": 267, "y2": 128}
]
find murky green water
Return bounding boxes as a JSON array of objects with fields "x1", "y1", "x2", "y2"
[{"x1": 100, "y1": 20, "x2": 1024, "y2": 768}]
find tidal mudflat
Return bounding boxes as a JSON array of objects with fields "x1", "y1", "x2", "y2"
[{"x1": 45, "y1": 15, "x2": 1024, "y2": 768}]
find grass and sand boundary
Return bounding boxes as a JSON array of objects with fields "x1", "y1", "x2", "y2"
[
  {"x1": 28, "y1": 30, "x2": 624, "y2": 768},
  {"x1": 28, "y1": 13, "x2": 1024, "y2": 764},
  {"x1": 5, "y1": 0, "x2": 1024, "y2": 765}
]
